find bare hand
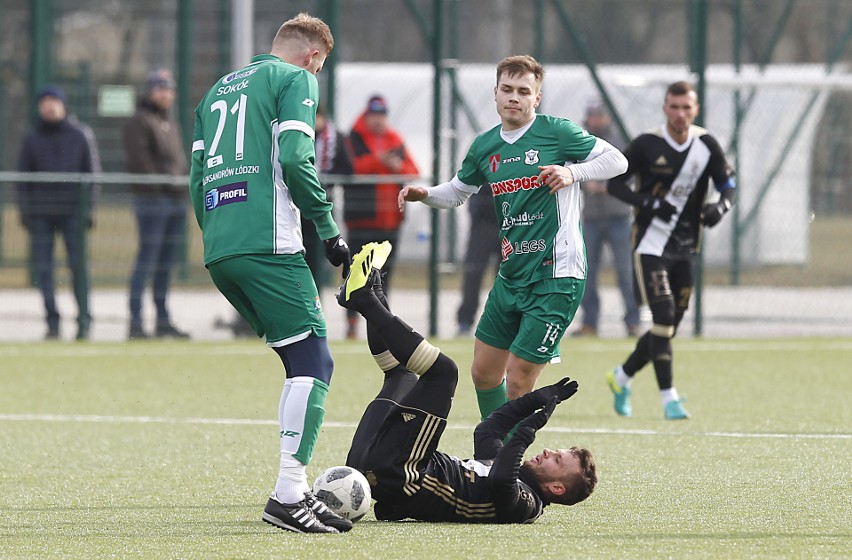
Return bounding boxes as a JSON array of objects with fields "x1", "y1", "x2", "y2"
[
  {"x1": 379, "y1": 151, "x2": 403, "y2": 173},
  {"x1": 398, "y1": 185, "x2": 428, "y2": 211},
  {"x1": 538, "y1": 165, "x2": 576, "y2": 194}
]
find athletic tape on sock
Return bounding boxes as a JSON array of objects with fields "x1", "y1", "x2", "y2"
[
  {"x1": 373, "y1": 350, "x2": 400, "y2": 372},
  {"x1": 651, "y1": 323, "x2": 675, "y2": 337},
  {"x1": 406, "y1": 340, "x2": 440, "y2": 376}
]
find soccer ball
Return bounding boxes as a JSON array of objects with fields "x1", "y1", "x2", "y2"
[{"x1": 312, "y1": 466, "x2": 372, "y2": 522}]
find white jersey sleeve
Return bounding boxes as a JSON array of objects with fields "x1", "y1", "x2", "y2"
[
  {"x1": 567, "y1": 138, "x2": 628, "y2": 183},
  {"x1": 423, "y1": 175, "x2": 480, "y2": 209}
]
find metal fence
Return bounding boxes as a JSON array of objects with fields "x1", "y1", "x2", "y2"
[{"x1": 1, "y1": 0, "x2": 851, "y2": 340}]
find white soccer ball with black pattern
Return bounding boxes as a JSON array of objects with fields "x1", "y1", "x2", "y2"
[{"x1": 312, "y1": 466, "x2": 372, "y2": 522}]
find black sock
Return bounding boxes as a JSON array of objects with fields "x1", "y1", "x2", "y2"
[
  {"x1": 356, "y1": 295, "x2": 423, "y2": 365},
  {"x1": 623, "y1": 331, "x2": 652, "y2": 376},
  {"x1": 650, "y1": 334, "x2": 673, "y2": 390}
]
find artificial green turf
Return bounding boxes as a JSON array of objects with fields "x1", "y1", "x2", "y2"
[{"x1": 1, "y1": 338, "x2": 850, "y2": 559}]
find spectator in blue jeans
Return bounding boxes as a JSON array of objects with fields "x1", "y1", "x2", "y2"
[
  {"x1": 574, "y1": 100, "x2": 640, "y2": 338},
  {"x1": 16, "y1": 85, "x2": 100, "y2": 340},
  {"x1": 124, "y1": 69, "x2": 189, "y2": 339}
]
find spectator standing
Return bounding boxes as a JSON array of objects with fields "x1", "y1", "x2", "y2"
[
  {"x1": 16, "y1": 85, "x2": 100, "y2": 340},
  {"x1": 344, "y1": 94, "x2": 419, "y2": 339},
  {"x1": 573, "y1": 100, "x2": 640, "y2": 338},
  {"x1": 455, "y1": 185, "x2": 499, "y2": 337},
  {"x1": 124, "y1": 69, "x2": 190, "y2": 339}
]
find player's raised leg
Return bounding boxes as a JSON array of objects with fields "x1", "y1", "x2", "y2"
[{"x1": 339, "y1": 242, "x2": 457, "y2": 417}]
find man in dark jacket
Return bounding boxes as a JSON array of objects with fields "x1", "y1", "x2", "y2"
[
  {"x1": 124, "y1": 69, "x2": 189, "y2": 339},
  {"x1": 339, "y1": 242, "x2": 597, "y2": 523},
  {"x1": 17, "y1": 85, "x2": 100, "y2": 340}
]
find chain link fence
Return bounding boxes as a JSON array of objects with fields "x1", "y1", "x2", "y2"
[{"x1": 1, "y1": 0, "x2": 851, "y2": 340}]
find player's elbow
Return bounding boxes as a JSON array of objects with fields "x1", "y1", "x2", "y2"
[
  {"x1": 613, "y1": 151, "x2": 628, "y2": 176},
  {"x1": 278, "y1": 150, "x2": 304, "y2": 175}
]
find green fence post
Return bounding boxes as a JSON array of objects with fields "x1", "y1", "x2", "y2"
[
  {"x1": 689, "y1": 0, "x2": 708, "y2": 337},
  {"x1": 446, "y1": 0, "x2": 459, "y2": 265},
  {"x1": 177, "y1": 0, "x2": 193, "y2": 281},
  {"x1": 28, "y1": 0, "x2": 55, "y2": 286},
  {"x1": 0, "y1": 67, "x2": 6, "y2": 264},
  {"x1": 429, "y1": 0, "x2": 445, "y2": 337},
  {"x1": 77, "y1": 179, "x2": 91, "y2": 335},
  {"x1": 731, "y1": 0, "x2": 743, "y2": 286}
]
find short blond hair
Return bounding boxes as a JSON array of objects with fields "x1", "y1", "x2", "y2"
[
  {"x1": 496, "y1": 55, "x2": 545, "y2": 89},
  {"x1": 272, "y1": 12, "x2": 334, "y2": 55}
]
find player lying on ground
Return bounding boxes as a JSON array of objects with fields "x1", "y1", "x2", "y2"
[{"x1": 339, "y1": 242, "x2": 597, "y2": 523}]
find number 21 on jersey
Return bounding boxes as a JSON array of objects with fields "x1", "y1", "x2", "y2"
[{"x1": 207, "y1": 94, "x2": 247, "y2": 169}]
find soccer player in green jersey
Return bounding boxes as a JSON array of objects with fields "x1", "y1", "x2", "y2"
[
  {"x1": 399, "y1": 55, "x2": 628, "y2": 420},
  {"x1": 189, "y1": 13, "x2": 352, "y2": 534}
]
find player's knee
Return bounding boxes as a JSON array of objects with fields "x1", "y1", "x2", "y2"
[
  {"x1": 427, "y1": 353, "x2": 458, "y2": 393},
  {"x1": 649, "y1": 299, "x2": 676, "y2": 329},
  {"x1": 506, "y1": 376, "x2": 536, "y2": 400},
  {"x1": 273, "y1": 335, "x2": 334, "y2": 384},
  {"x1": 471, "y1": 362, "x2": 502, "y2": 390}
]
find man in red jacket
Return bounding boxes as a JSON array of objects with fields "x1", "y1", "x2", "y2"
[{"x1": 344, "y1": 95, "x2": 419, "y2": 339}]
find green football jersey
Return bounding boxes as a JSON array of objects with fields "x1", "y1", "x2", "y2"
[
  {"x1": 457, "y1": 114, "x2": 596, "y2": 284},
  {"x1": 189, "y1": 54, "x2": 339, "y2": 266}
]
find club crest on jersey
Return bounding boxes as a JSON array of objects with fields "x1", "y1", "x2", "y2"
[
  {"x1": 524, "y1": 149, "x2": 540, "y2": 165},
  {"x1": 205, "y1": 181, "x2": 248, "y2": 211},
  {"x1": 489, "y1": 154, "x2": 500, "y2": 173}
]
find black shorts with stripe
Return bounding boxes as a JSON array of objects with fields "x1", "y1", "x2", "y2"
[{"x1": 361, "y1": 402, "x2": 447, "y2": 504}]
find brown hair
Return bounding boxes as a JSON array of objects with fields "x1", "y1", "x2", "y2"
[
  {"x1": 549, "y1": 447, "x2": 598, "y2": 506},
  {"x1": 272, "y1": 12, "x2": 334, "y2": 55},
  {"x1": 496, "y1": 55, "x2": 545, "y2": 89},
  {"x1": 666, "y1": 80, "x2": 696, "y2": 98}
]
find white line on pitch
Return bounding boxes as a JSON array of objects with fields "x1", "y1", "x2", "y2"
[
  {"x1": 0, "y1": 413, "x2": 848, "y2": 440},
  {"x1": 0, "y1": 340, "x2": 851, "y2": 358}
]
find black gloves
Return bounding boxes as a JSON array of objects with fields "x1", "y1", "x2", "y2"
[
  {"x1": 519, "y1": 378, "x2": 579, "y2": 434},
  {"x1": 701, "y1": 199, "x2": 732, "y2": 228},
  {"x1": 323, "y1": 235, "x2": 351, "y2": 279},
  {"x1": 640, "y1": 195, "x2": 677, "y2": 222},
  {"x1": 531, "y1": 376, "x2": 579, "y2": 404},
  {"x1": 519, "y1": 396, "x2": 559, "y2": 432}
]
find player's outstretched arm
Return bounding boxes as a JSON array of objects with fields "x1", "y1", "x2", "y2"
[
  {"x1": 474, "y1": 378, "x2": 577, "y2": 460},
  {"x1": 398, "y1": 176, "x2": 479, "y2": 212},
  {"x1": 397, "y1": 185, "x2": 428, "y2": 211}
]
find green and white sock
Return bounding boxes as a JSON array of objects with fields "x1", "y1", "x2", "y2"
[
  {"x1": 475, "y1": 378, "x2": 508, "y2": 421},
  {"x1": 274, "y1": 377, "x2": 329, "y2": 502}
]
